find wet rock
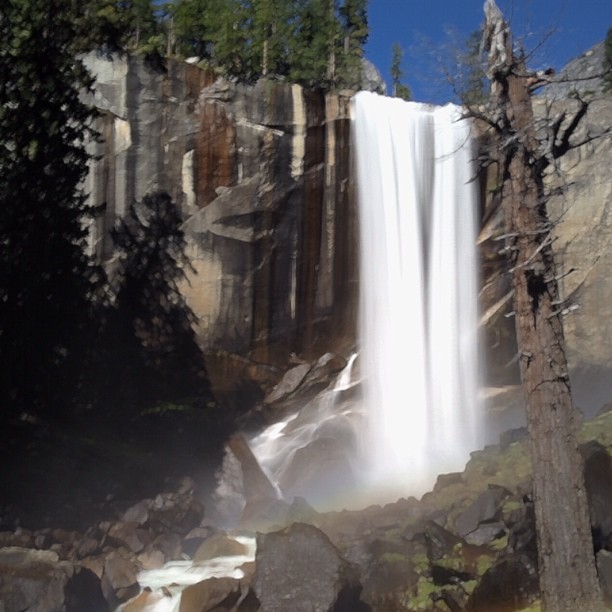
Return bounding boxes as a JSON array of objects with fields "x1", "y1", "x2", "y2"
[
  {"x1": 182, "y1": 525, "x2": 218, "y2": 558},
  {"x1": 360, "y1": 539, "x2": 418, "y2": 611},
  {"x1": 193, "y1": 534, "x2": 250, "y2": 562},
  {"x1": 465, "y1": 555, "x2": 539, "y2": 612},
  {"x1": 76, "y1": 536, "x2": 100, "y2": 559},
  {"x1": 264, "y1": 363, "x2": 312, "y2": 405},
  {"x1": 0, "y1": 529, "x2": 34, "y2": 548},
  {"x1": 102, "y1": 550, "x2": 140, "y2": 607},
  {"x1": 433, "y1": 473, "x2": 464, "y2": 491},
  {"x1": 499, "y1": 427, "x2": 528, "y2": 450},
  {"x1": 506, "y1": 501, "x2": 537, "y2": 557},
  {"x1": 253, "y1": 522, "x2": 365, "y2": 612},
  {"x1": 0, "y1": 546, "x2": 106, "y2": 612},
  {"x1": 122, "y1": 500, "x2": 150, "y2": 525},
  {"x1": 137, "y1": 548, "x2": 166, "y2": 570},
  {"x1": 150, "y1": 532, "x2": 182, "y2": 560},
  {"x1": 108, "y1": 521, "x2": 152, "y2": 553},
  {"x1": 422, "y1": 521, "x2": 464, "y2": 561},
  {"x1": 180, "y1": 576, "x2": 243, "y2": 611},
  {"x1": 581, "y1": 440, "x2": 612, "y2": 545},
  {"x1": 464, "y1": 521, "x2": 506, "y2": 546},
  {"x1": 597, "y1": 549, "x2": 612, "y2": 606},
  {"x1": 454, "y1": 486, "x2": 510, "y2": 538}
]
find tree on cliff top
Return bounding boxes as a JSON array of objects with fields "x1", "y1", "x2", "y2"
[
  {"x1": 478, "y1": 1, "x2": 606, "y2": 609},
  {"x1": 390, "y1": 42, "x2": 412, "y2": 100},
  {"x1": 0, "y1": 0, "x2": 100, "y2": 422}
]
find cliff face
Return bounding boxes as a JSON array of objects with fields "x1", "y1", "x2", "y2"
[
  {"x1": 83, "y1": 54, "x2": 358, "y2": 371},
  {"x1": 84, "y1": 53, "x2": 612, "y2": 408},
  {"x1": 479, "y1": 86, "x2": 612, "y2": 410}
]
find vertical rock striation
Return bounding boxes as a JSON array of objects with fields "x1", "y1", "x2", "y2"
[{"x1": 83, "y1": 54, "x2": 357, "y2": 370}]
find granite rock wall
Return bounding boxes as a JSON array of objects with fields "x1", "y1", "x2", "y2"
[{"x1": 83, "y1": 54, "x2": 357, "y2": 371}]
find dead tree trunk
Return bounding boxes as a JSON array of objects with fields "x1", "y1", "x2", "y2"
[{"x1": 482, "y1": 1, "x2": 603, "y2": 609}]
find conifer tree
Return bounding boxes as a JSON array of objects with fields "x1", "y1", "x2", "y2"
[
  {"x1": 390, "y1": 42, "x2": 412, "y2": 100},
  {"x1": 289, "y1": 0, "x2": 337, "y2": 87},
  {"x1": 0, "y1": 0, "x2": 100, "y2": 421},
  {"x1": 338, "y1": 0, "x2": 368, "y2": 87},
  {"x1": 251, "y1": 0, "x2": 292, "y2": 77}
]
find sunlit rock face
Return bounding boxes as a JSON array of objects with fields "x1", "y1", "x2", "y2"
[
  {"x1": 83, "y1": 54, "x2": 358, "y2": 367},
  {"x1": 479, "y1": 88, "x2": 612, "y2": 414}
]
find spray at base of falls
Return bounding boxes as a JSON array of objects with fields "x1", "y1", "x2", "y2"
[{"x1": 217, "y1": 91, "x2": 485, "y2": 511}]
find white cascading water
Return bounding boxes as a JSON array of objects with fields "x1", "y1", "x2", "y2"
[{"x1": 352, "y1": 91, "x2": 483, "y2": 498}]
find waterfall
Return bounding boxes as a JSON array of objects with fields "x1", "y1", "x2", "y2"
[
  {"x1": 352, "y1": 91, "x2": 484, "y2": 498},
  {"x1": 214, "y1": 92, "x2": 485, "y2": 513}
]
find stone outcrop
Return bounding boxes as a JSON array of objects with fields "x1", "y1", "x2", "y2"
[
  {"x1": 0, "y1": 547, "x2": 107, "y2": 612},
  {"x1": 253, "y1": 522, "x2": 365, "y2": 612},
  {"x1": 84, "y1": 54, "x2": 358, "y2": 375}
]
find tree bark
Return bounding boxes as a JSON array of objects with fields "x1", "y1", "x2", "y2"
[{"x1": 482, "y1": 2, "x2": 604, "y2": 610}]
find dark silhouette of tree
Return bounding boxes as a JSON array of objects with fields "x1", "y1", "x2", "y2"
[
  {"x1": 0, "y1": 0, "x2": 101, "y2": 423},
  {"x1": 478, "y1": 1, "x2": 606, "y2": 609},
  {"x1": 93, "y1": 191, "x2": 213, "y2": 417}
]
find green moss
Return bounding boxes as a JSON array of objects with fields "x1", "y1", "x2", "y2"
[
  {"x1": 515, "y1": 602, "x2": 541, "y2": 612},
  {"x1": 463, "y1": 579, "x2": 478, "y2": 595},
  {"x1": 438, "y1": 552, "x2": 465, "y2": 572},
  {"x1": 490, "y1": 534, "x2": 509, "y2": 552},
  {"x1": 412, "y1": 551, "x2": 430, "y2": 573},
  {"x1": 475, "y1": 554, "x2": 495, "y2": 576},
  {"x1": 406, "y1": 577, "x2": 438, "y2": 610},
  {"x1": 380, "y1": 552, "x2": 408, "y2": 564}
]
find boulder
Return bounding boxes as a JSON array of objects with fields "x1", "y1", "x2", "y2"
[
  {"x1": 193, "y1": 534, "x2": 250, "y2": 562},
  {"x1": 108, "y1": 521, "x2": 152, "y2": 553},
  {"x1": 264, "y1": 363, "x2": 312, "y2": 405},
  {"x1": 253, "y1": 522, "x2": 365, "y2": 612},
  {"x1": 102, "y1": 550, "x2": 140, "y2": 607},
  {"x1": 0, "y1": 546, "x2": 106, "y2": 612},
  {"x1": 179, "y1": 576, "x2": 243, "y2": 612},
  {"x1": 581, "y1": 440, "x2": 612, "y2": 546},
  {"x1": 466, "y1": 555, "x2": 539, "y2": 612},
  {"x1": 454, "y1": 485, "x2": 510, "y2": 538},
  {"x1": 597, "y1": 549, "x2": 612, "y2": 606},
  {"x1": 182, "y1": 525, "x2": 218, "y2": 558}
]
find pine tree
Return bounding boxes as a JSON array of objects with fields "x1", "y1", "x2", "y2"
[
  {"x1": 337, "y1": 0, "x2": 368, "y2": 87},
  {"x1": 289, "y1": 0, "x2": 337, "y2": 87},
  {"x1": 254, "y1": 0, "x2": 295, "y2": 77},
  {"x1": 97, "y1": 192, "x2": 212, "y2": 414},
  {"x1": 0, "y1": 0, "x2": 100, "y2": 421},
  {"x1": 390, "y1": 42, "x2": 412, "y2": 100}
]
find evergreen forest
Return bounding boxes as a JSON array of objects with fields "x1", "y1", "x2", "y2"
[{"x1": 74, "y1": 0, "x2": 369, "y2": 88}]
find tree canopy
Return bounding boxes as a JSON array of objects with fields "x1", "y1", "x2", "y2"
[
  {"x1": 135, "y1": 0, "x2": 368, "y2": 88},
  {"x1": 0, "y1": 0, "x2": 101, "y2": 422}
]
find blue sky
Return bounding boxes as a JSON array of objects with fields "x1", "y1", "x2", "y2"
[{"x1": 365, "y1": 0, "x2": 612, "y2": 103}]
